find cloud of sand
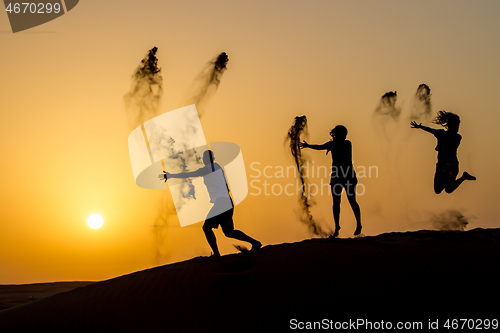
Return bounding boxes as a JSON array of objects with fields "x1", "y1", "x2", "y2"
[
  {"x1": 374, "y1": 91, "x2": 401, "y2": 120},
  {"x1": 431, "y1": 210, "x2": 469, "y2": 231},
  {"x1": 371, "y1": 91, "x2": 403, "y2": 159},
  {"x1": 124, "y1": 47, "x2": 196, "y2": 263},
  {"x1": 184, "y1": 52, "x2": 229, "y2": 117},
  {"x1": 124, "y1": 46, "x2": 163, "y2": 130},
  {"x1": 285, "y1": 115, "x2": 331, "y2": 237},
  {"x1": 410, "y1": 83, "x2": 432, "y2": 122}
]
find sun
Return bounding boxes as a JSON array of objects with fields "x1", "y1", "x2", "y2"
[{"x1": 87, "y1": 214, "x2": 104, "y2": 229}]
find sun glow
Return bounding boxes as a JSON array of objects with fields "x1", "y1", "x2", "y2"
[{"x1": 87, "y1": 214, "x2": 104, "y2": 229}]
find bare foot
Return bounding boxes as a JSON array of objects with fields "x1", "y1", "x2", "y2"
[{"x1": 251, "y1": 241, "x2": 262, "y2": 251}]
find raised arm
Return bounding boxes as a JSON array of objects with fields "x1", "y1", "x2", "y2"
[
  {"x1": 410, "y1": 121, "x2": 438, "y2": 134},
  {"x1": 299, "y1": 140, "x2": 329, "y2": 150},
  {"x1": 158, "y1": 167, "x2": 209, "y2": 182}
]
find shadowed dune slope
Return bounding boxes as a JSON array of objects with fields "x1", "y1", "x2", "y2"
[
  {"x1": 0, "y1": 228, "x2": 499, "y2": 332},
  {"x1": 0, "y1": 282, "x2": 95, "y2": 311}
]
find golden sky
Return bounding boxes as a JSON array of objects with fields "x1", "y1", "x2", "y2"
[{"x1": 1, "y1": 0, "x2": 499, "y2": 284}]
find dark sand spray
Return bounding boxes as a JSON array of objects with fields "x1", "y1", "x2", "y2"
[
  {"x1": 165, "y1": 54, "x2": 230, "y2": 198},
  {"x1": 124, "y1": 47, "x2": 194, "y2": 263},
  {"x1": 185, "y1": 52, "x2": 229, "y2": 117},
  {"x1": 431, "y1": 210, "x2": 469, "y2": 231},
  {"x1": 372, "y1": 91, "x2": 403, "y2": 155},
  {"x1": 124, "y1": 47, "x2": 163, "y2": 129},
  {"x1": 374, "y1": 91, "x2": 401, "y2": 119},
  {"x1": 410, "y1": 84, "x2": 432, "y2": 121},
  {"x1": 286, "y1": 116, "x2": 331, "y2": 237},
  {"x1": 408, "y1": 208, "x2": 473, "y2": 232}
]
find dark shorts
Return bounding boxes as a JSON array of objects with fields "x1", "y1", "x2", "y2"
[
  {"x1": 330, "y1": 165, "x2": 358, "y2": 197},
  {"x1": 330, "y1": 176, "x2": 358, "y2": 187},
  {"x1": 330, "y1": 165, "x2": 357, "y2": 185},
  {"x1": 436, "y1": 157, "x2": 459, "y2": 178},
  {"x1": 330, "y1": 178, "x2": 358, "y2": 196},
  {"x1": 203, "y1": 197, "x2": 234, "y2": 233}
]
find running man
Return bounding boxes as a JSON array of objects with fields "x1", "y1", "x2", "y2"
[
  {"x1": 159, "y1": 150, "x2": 261, "y2": 257},
  {"x1": 411, "y1": 110, "x2": 476, "y2": 194},
  {"x1": 300, "y1": 125, "x2": 362, "y2": 237}
]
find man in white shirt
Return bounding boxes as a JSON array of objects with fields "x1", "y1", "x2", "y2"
[{"x1": 160, "y1": 150, "x2": 261, "y2": 257}]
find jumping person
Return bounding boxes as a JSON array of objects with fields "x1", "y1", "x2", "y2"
[
  {"x1": 300, "y1": 125, "x2": 362, "y2": 237},
  {"x1": 159, "y1": 150, "x2": 261, "y2": 257},
  {"x1": 411, "y1": 111, "x2": 476, "y2": 194}
]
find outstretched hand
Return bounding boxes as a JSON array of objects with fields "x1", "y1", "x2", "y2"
[
  {"x1": 158, "y1": 171, "x2": 171, "y2": 182},
  {"x1": 410, "y1": 121, "x2": 422, "y2": 129},
  {"x1": 299, "y1": 140, "x2": 309, "y2": 149}
]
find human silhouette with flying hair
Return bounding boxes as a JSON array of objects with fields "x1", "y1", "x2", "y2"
[
  {"x1": 300, "y1": 125, "x2": 362, "y2": 238},
  {"x1": 411, "y1": 110, "x2": 476, "y2": 194},
  {"x1": 159, "y1": 150, "x2": 261, "y2": 257}
]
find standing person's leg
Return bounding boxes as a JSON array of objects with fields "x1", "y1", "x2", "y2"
[
  {"x1": 349, "y1": 198, "x2": 362, "y2": 235},
  {"x1": 202, "y1": 222, "x2": 220, "y2": 257},
  {"x1": 221, "y1": 208, "x2": 262, "y2": 250},
  {"x1": 331, "y1": 184, "x2": 342, "y2": 237},
  {"x1": 203, "y1": 203, "x2": 222, "y2": 257},
  {"x1": 345, "y1": 181, "x2": 362, "y2": 235}
]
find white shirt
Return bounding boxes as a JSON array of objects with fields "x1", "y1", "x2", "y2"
[{"x1": 202, "y1": 163, "x2": 230, "y2": 203}]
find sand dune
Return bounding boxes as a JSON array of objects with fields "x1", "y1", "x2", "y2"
[
  {"x1": 0, "y1": 228, "x2": 499, "y2": 332},
  {"x1": 0, "y1": 282, "x2": 94, "y2": 311}
]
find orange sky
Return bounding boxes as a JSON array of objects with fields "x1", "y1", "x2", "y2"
[{"x1": 1, "y1": 0, "x2": 499, "y2": 284}]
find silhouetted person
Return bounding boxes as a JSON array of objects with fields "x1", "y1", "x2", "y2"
[
  {"x1": 159, "y1": 150, "x2": 261, "y2": 257},
  {"x1": 300, "y1": 125, "x2": 362, "y2": 237},
  {"x1": 411, "y1": 111, "x2": 476, "y2": 194}
]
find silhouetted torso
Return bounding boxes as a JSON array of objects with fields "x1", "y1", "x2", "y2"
[
  {"x1": 201, "y1": 163, "x2": 230, "y2": 203},
  {"x1": 326, "y1": 139, "x2": 353, "y2": 167},
  {"x1": 433, "y1": 129, "x2": 461, "y2": 160}
]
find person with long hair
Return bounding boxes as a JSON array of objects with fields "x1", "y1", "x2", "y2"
[
  {"x1": 411, "y1": 111, "x2": 476, "y2": 194},
  {"x1": 300, "y1": 125, "x2": 362, "y2": 237}
]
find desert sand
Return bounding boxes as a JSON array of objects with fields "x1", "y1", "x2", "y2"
[
  {"x1": 0, "y1": 228, "x2": 499, "y2": 332},
  {"x1": 0, "y1": 281, "x2": 95, "y2": 311}
]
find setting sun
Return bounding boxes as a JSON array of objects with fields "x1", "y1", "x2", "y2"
[{"x1": 87, "y1": 214, "x2": 104, "y2": 229}]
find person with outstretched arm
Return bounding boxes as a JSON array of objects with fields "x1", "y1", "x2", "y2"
[
  {"x1": 411, "y1": 110, "x2": 475, "y2": 194},
  {"x1": 159, "y1": 150, "x2": 261, "y2": 257},
  {"x1": 300, "y1": 125, "x2": 362, "y2": 238}
]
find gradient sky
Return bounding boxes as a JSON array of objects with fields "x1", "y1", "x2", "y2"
[{"x1": 1, "y1": 0, "x2": 499, "y2": 284}]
